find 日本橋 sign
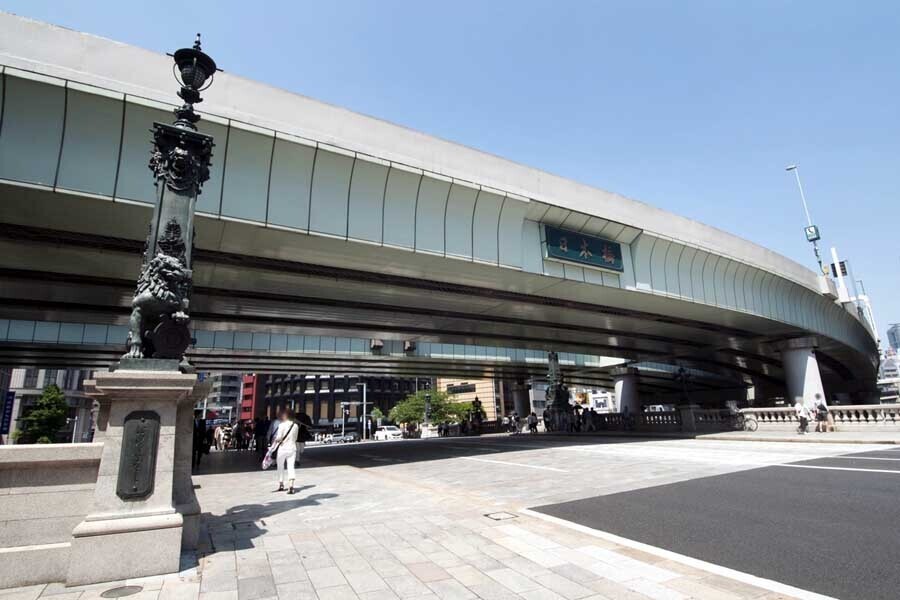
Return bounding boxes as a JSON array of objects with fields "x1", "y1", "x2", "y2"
[{"x1": 544, "y1": 225, "x2": 624, "y2": 272}]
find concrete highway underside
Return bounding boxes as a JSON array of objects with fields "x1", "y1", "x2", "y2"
[{"x1": 0, "y1": 186, "x2": 879, "y2": 399}]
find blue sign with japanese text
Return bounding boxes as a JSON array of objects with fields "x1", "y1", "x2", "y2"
[
  {"x1": 1, "y1": 391, "x2": 14, "y2": 435},
  {"x1": 544, "y1": 225, "x2": 624, "y2": 272}
]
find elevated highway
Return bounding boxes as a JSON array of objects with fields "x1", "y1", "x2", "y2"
[{"x1": 0, "y1": 13, "x2": 879, "y2": 403}]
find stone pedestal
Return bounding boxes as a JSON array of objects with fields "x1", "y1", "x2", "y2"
[
  {"x1": 420, "y1": 424, "x2": 439, "y2": 439},
  {"x1": 67, "y1": 370, "x2": 197, "y2": 586},
  {"x1": 678, "y1": 404, "x2": 700, "y2": 432}
]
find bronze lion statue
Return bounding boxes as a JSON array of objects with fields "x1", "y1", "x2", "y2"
[{"x1": 124, "y1": 252, "x2": 192, "y2": 359}]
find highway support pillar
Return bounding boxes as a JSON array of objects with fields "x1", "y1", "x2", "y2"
[
  {"x1": 777, "y1": 337, "x2": 826, "y2": 408},
  {"x1": 511, "y1": 380, "x2": 531, "y2": 419},
  {"x1": 612, "y1": 367, "x2": 640, "y2": 415}
]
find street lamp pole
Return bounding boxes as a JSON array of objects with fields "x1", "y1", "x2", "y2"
[
  {"x1": 358, "y1": 382, "x2": 367, "y2": 440},
  {"x1": 785, "y1": 164, "x2": 824, "y2": 274}
]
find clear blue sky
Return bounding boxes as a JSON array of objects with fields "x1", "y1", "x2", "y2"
[{"x1": 4, "y1": 1, "x2": 899, "y2": 343}]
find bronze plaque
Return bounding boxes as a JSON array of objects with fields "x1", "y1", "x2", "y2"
[{"x1": 116, "y1": 410, "x2": 160, "y2": 500}]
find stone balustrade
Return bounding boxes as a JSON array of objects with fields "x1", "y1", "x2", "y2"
[
  {"x1": 638, "y1": 411, "x2": 682, "y2": 432},
  {"x1": 741, "y1": 404, "x2": 900, "y2": 431},
  {"x1": 0, "y1": 443, "x2": 102, "y2": 588},
  {"x1": 691, "y1": 409, "x2": 733, "y2": 431}
]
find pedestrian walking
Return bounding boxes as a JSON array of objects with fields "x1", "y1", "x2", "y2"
[
  {"x1": 213, "y1": 424, "x2": 224, "y2": 451},
  {"x1": 220, "y1": 421, "x2": 234, "y2": 450},
  {"x1": 254, "y1": 417, "x2": 267, "y2": 453},
  {"x1": 234, "y1": 421, "x2": 244, "y2": 450},
  {"x1": 296, "y1": 411, "x2": 313, "y2": 466},
  {"x1": 510, "y1": 412, "x2": 520, "y2": 434},
  {"x1": 542, "y1": 408, "x2": 552, "y2": 432},
  {"x1": 192, "y1": 418, "x2": 209, "y2": 469},
  {"x1": 267, "y1": 416, "x2": 279, "y2": 445},
  {"x1": 271, "y1": 409, "x2": 299, "y2": 494},
  {"x1": 794, "y1": 399, "x2": 811, "y2": 434},
  {"x1": 527, "y1": 412, "x2": 538, "y2": 434}
]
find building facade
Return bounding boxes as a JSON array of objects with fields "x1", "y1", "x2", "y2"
[
  {"x1": 887, "y1": 325, "x2": 900, "y2": 352},
  {"x1": 197, "y1": 373, "x2": 242, "y2": 422},
  {"x1": 264, "y1": 374, "x2": 431, "y2": 428},
  {"x1": 436, "y1": 377, "x2": 510, "y2": 421},
  {"x1": 4, "y1": 368, "x2": 95, "y2": 444},
  {"x1": 241, "y1": 374, "x2": 266, "y2": 421}
]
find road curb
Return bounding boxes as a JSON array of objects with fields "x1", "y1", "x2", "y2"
[{"x1": 701, "y1": 434, "x2": 900, "y2": 444}]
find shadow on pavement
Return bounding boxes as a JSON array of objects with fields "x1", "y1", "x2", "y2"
[
  {"x1": 202, "y1": 488, "x2": 339, "y2": 550},
  {"x1": 194, "y1": 433, "x2": 674, "y2": 475}
]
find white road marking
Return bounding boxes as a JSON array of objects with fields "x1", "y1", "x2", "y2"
[
  {"x1": 833, "y1": 455, "x2": 900, "y2": 461},
  {"x1": 776, "y1": 464, "x2": 900, "y2": 474},
  {"x1": 521, "y1": 508, "x2": 839, "y2": 600},
  {"x1": 458, "y1": 456, "x2": 569, "y2": 472}
]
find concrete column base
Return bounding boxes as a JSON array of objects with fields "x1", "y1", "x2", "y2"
[{"x1": 68, "y1": 369, "x2": 197, "y2": 586}]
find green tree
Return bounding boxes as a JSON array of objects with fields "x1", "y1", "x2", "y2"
[
  {"x1": 369, "y1": 407, "x2": 384, "y2": 422},
  {"x1": 388, "y1": 390, "x2": 472, "y2": 425},
  {"x1": 17, "y1": 384, "x2": 69, "y2": 444}
]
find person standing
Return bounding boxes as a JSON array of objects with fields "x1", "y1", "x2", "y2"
[
  {"x1": 254, "y1": 417, "x2": 266, "y2": 453},
  {"x1": 795, "y1": 399, "x2": 811, "y2": 434},
  {"x1": 527, "y1": 412, "x2": 538, "y2": 434},
  {"x1": 272, "y1": 409, "x2": 299, "y2": 494},
  {"x1": 234, "y1": 421, "x2": 244, "y2": 450},
  {"x1": 213, "y1": 424, "x2": 224, "y2": 451},
  {"x1": 296, "y1": 411, "x2": 313, "y2": 467},
  {"x1": 267, "y1": 415, "x2": 280, "y2": 445},
  {"x1": 192, "y1": 418, "x2": 208, "y2": 469},
  {"x1": 814, "y1": 394, "x2": 829, "y2": 433}
]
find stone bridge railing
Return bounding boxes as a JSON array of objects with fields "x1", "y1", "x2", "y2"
[
  {"x1": 0, "y1": 443, "x2": 102, "y2": 588},
  {"x1": 563, "y1": 404, "x2": 900, "y2": 435},
  {"x1": 741, "y1": 404, "x2": 900, "y2": 431}
]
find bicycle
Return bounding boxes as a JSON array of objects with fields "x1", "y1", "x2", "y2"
[{"x1": 731, "y1": 412, "x2": 758, "y2": 432}]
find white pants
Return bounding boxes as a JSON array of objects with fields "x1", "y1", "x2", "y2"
[{"x1": 277, "y1": 448, "x2": 296, "y2": 483}]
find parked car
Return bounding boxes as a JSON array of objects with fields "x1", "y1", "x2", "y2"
[
  {"x1": 325, "y1": 432, "x2": 360, "y2": 444},
  {"x1": 374, "y1": 425, "x2": 403, "y2": 441}
]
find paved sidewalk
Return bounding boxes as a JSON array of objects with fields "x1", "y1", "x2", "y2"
[
  {"x1": 701, "y1": 430, "x2": 900, "y2": 444},
  {"x1": 4, "y1": 437, "x2": 865, "y2": 600}
]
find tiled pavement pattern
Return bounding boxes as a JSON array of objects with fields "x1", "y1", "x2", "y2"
[{"x1": 4, "y1": 437, "x2": 876, "y2": 600}]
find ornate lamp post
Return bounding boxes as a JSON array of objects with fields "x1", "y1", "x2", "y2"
[
  {"x1": 70, "y1": 37, "x2": 219, "y2": 585},
  {"x1": 545, "y1": 351, "x2": 572, "y2": 431},
  {"x1": 122, "y1": 35, "x2": 217, "y2": 370}
]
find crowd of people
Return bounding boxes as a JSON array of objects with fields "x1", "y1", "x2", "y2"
[
  {"x1": 191, "y1": 411, "x2": 316, "y2": 471},
  {"x1": 541, "y1": 405, "x2": 608, "y2": 433}
]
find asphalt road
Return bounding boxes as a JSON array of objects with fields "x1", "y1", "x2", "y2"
[
  {"x1": 535, "y1": 447, "x2": 900, "y2": 600},
  {"x1": 196, "y1": 433, "x2": 626, "y2": 473}
]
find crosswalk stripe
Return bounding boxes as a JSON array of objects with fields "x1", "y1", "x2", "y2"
[{"x1": 776, "y1": 464, "x2": 900, "y2": 474}]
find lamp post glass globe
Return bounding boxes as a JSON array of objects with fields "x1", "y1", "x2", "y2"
[{"x1": 172, "y1": 34, "x2": 217, "y2": 109}]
